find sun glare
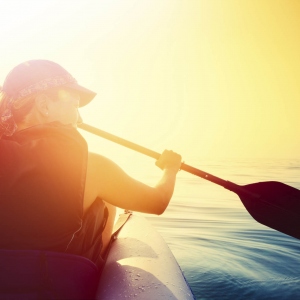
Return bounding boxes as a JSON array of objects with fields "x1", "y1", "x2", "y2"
[{"x1": 1, "y1": 1, "x2": 300, "y2": 160}]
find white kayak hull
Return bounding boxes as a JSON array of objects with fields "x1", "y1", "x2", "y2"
[{"x1": 96, "y1": 214, "x2": 194, "y2": 300}]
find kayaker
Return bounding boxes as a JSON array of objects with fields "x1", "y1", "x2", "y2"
[{"x1": 0, "y1": 60, "x2": 182, "y2": 268}]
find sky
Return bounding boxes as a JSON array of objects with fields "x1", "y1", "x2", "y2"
[{"x1": 1, "y1": 0, "x2": 300, "y2": 164}]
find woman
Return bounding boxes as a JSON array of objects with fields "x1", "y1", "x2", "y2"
[{"x1": 0, "y1": 60, "x2": 182, "y2": 267}]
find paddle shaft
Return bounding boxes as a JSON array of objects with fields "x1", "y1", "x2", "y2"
[{"x1": 78, "y1": 123, "x2": 258, "y2": 198}]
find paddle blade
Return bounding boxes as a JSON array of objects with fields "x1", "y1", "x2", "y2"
[{"x1": 237, "y1": 181, "x2": 300, "y2": 240}]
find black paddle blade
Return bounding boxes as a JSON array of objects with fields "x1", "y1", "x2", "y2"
[{"x1": 237, "y1": 181, "x2": 300, "y2": 240}]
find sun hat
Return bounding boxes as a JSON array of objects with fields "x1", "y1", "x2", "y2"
[{"x1": 0, "y1": 59, "x2": 96, "y2": 137}]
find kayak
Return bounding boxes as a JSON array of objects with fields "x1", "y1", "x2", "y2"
[{"x1": 0, "y1": 213, "x2": 195, "y2": 299}]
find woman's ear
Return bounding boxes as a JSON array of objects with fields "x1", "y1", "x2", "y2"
[{"x1": 34, "y1": 93, "x2": 49, "y2": 117}]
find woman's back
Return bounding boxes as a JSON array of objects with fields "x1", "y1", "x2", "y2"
[{"x1": 0, "y1": 123, "x2": 87, "y2": 251}]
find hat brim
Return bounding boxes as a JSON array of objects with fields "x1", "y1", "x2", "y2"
[{"x1": 65, "y1": 82, "x2": 97, "y2": 107}]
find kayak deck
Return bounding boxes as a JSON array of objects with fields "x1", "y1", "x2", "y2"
[{"x1": 96, "y1": 214, "x2": 195, "y2": 300}]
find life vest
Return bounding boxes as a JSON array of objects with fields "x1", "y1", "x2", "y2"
[{"x1": 0, "y1": 123, "x2": 87, "y2": 252}]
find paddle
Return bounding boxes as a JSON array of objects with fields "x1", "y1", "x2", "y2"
[{"x1": 78, "y1": 123, "x2": 300, "y2": 240}]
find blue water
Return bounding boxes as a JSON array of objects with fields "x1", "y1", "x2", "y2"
[{"x1": 144, "y1": 158, "x2": 300, "y2": 299}]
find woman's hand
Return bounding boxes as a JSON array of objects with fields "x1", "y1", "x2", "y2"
[{"x1": 155, "y1": 150, "x2": 182, "y2": 172}]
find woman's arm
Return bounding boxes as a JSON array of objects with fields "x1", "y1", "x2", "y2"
[{"x1": 84, "y1": 150, "x2": 181, "y2": 215}]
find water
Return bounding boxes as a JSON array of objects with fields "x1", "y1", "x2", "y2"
[{"x1": 142, "y1": 158, "x2": 300, "y2": 299}]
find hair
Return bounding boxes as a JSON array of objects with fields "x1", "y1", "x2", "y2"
[
  {"x1": 11, "y1": 95, "x2": 36, "y2": 124},
  {"x1": 11, "y1": 88, "x2": 62, "y2": 125},
  {"x1": 0, "y1": 87, "x2": 68, "y2": 136}
]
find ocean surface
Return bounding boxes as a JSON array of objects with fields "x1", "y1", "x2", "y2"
[{"x1": 138, "y1": 158, "x2": 300, "y2": 300}]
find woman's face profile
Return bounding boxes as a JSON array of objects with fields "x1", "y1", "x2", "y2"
[{"x1": 47, "y1": 88, "x2": 82, "y2": 127}]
